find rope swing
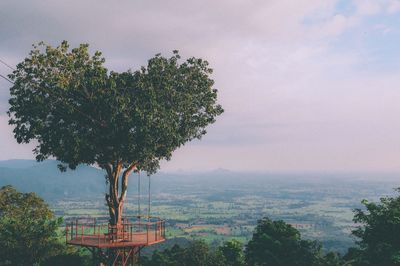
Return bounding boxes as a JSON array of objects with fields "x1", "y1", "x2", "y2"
[
  {"x1": 137, "y1": 171, "x2": 141, "y2": 218},
  {"x1": 136, "y1": 170, "x2": 151, "y2": 222},
  {"x1": 148, "y1": 175, "x2": 151, "y2": 222}
]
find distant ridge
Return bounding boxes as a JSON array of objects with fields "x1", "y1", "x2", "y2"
[
  {"x1": 0, "y1": 159, "x2": 104, "y2": 200},
  {"x1": 0, "y1": 159, "x2": 42, "y2": 169},
  {"x1": 1, "y1": 159, "x2": 399, "y2": 202}
]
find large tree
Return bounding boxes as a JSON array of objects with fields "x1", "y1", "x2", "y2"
[
  {"x1": 8, "y1": 41, "x2": 223, "y2": 225},
  {"x1": 245, "y1": 217, "x2": 323, "y2": 266},
  {"x1": 0, "y1": 185, "x2": 62, "y2": 266},
  {"x1": 349, "y1": 189, "x2": 400, "y2": 266}
]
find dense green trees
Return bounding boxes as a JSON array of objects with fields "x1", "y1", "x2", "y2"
[
  {"x1": 322, "y1": 252, "x2": 346, "y2": 266},
  {"x1": 0, "y1": 185, "x2": 62, "y2": 265},
  {"x1": 346, "y1": 189, "x2": 400, "y2": 266},
  {"x1": 142, "y1": 240, "x2": 244, "y2": 266},
  {"x1": 41, "y1": 253, "x2": 88, "y2": 266},
  {"x1": 0, "y1": 185, "x2": 90, "y2": 266},
  {"x1": 245, "y1": 217, "x2": 322, "y2": 266},
  {"x1": 242, "y1": 190, "x2": 400, "y2": 266},
  {"x1": 8, "y1": 41, "x2": 223, "y2": 225},
  {"x1": 142, "y1": 220, "x2": 328, "y2": 266},
  {"x1": 219, "y1": 239, "x2": 245, "y2": 266}
]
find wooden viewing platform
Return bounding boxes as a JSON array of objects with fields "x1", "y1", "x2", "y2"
[{"x1": 66, "y1": 216, "x2": 166, "y2": 248}]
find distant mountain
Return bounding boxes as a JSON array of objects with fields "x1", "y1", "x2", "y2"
[
  {"x1": 0, "y1": 160, "x2": 250, "y2": 200},
  {"x1": 0, "y1": 159, "x2": 40, "y2": 169},
  {"x1": 0, "y1": 159, "x2": 105, "y2": 200},
  {"x1": 1, "y1": 159, "x2": 399, "y2": 202},
  {"x1": 0, "y1": 159, "x2": 211, "y2": 201}
]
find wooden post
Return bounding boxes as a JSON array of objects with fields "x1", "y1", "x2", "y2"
[
  {"x1": 92, "y1": 248, "x2": 97, "y2": 266},
  {"x1": 146, "y1": 224, "x2": 149, "y2": 245},
  {"x1": 66, "y1": 225, "x2": 69, "y2": 243},
  {"x1": 137, "y1": 247, "x2": 140, "y2": 266},
  {"x1": 122, "y1": 248, "x2": 125, "y2": 266},
  {"x1": 133, "y1": 247, "x2": 137, "y2": 266},
  {"x1": 155, "y1": 222, "x2": 157, "y2": 241}
]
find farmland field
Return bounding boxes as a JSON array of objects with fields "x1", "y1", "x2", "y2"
[{"x1": 50, "y1": 170, "x2": 400, "y2": 254}]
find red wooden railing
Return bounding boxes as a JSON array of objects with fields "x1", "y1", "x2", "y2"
[{"x1": 65, "y1": 216, "x2": 165, "y2": 247}]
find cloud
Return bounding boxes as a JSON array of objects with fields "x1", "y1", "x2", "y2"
[
  {"x1": 373, "y1": 24, "x2": 392, "y2": 35},
  {"x1": 353, "y1": 0, "x2": 400, "y2": 15},
  {"x1": 354, "y1": 0, "x2": 382, "y2": 15},
  {"x1": 319, "y1": 14, "x2": 358, "y2": 36},
  {"x1": 1, "y1": 0, "x2": 400, "y2": 171},
  {"x1": 0, "y1": 115, "x2": 36, "y2": 160},
  {"x1": 387, "y1": 0, "x2": 400, "y2": 13}
]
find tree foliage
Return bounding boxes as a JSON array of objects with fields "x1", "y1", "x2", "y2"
[
  {"x1": 349, "y1": 189, "x2": 400, "y2": 265},
  {"x1": 218, "y1": 239, "x2": 245, "y2": 266},
  {"x1": 41, "y1": 253, "x2": 89, "y2": 266},
  {"x1": 7, "y1": 41, "x2": 223, "y2": 224},
  {"x1": 0, "y1": 185, "x2": 62, "y2": 266},
  {"x1": 245, "y1": 217, "x2": 323, "y2": 266},
  {"x1": 142, "y1": 240, "x2": 243, "y2": 266},
  {"x1": 322, "y1": 252, "x2": 346, "y2": 266},
  {"x1": 8, "y1": 41, "x2": 223, "y2": 173}
]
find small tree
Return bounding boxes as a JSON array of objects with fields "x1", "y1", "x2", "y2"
[
  {"x1": 143, "y1": 242, "x2": 215, "y2": 266},
  {"x1": 184, "y1": 240, "x2": 210, "y2": 266},
  {"x1": 245, "y1": 217, "x2": 322, "y2": 266},
  {"x1": 8, "y1": 41, "x2": 223, "y2": 225},
  {"x1": 218, "y1": 240, "x2": 245, "y2": 266},
  {"x1": 350, "y1": 189, "x2": 400, "y2": 265},
  {"x1": 0, "y1": 185, "x2": 62, "y2": 265},
  {"x1": 323, "y1": 252, "x2": 345, "y2": 266}
]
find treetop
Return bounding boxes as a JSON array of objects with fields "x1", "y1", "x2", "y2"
[{"x1": 8, "y1": 41, "x2": 223, "y2": 174}]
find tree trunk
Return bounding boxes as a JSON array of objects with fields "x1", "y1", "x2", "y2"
[{"x1": 103, "y1": 162, "x2": 136, "y2": 226}]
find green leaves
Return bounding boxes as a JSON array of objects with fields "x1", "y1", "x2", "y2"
[
  {"x1": 144, "y1": 241, "x2": 234, "y2": 266},
  {"x1": 245, "y1": 217, "x2": 323, "y2": 266},
  {"x1": 8, "y1": 41, "x2": 223, "y2": 174},
  {"x1": 350, "y1": 189, "x2": 400, "y2": 265},
  {"x1": 0, "y1": 186, "x2": 63, "y2": 265},
  {"x1": 218, "y1": 239, "x2": 245, "y2": 266}
]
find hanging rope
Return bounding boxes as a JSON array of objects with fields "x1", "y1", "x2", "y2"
[
  {"x1": 148, "y1": 175, "x2": 151, "y2": 222},
  {"x1": 138, "y1": 171, "x2": 141, "y2": 218}
]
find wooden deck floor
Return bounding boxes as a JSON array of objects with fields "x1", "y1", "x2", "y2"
[{"x1": 67, "y1": 231, "x2": 165, "y2": 248}]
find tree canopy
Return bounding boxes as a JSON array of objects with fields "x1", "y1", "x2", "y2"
[
  {"x1": 218, "y1": 239, "x2": 245, "y2": 266},
  {"x1": 245, "y1": 217, "x2": 322, "y2": 266},
  {"x1": 349, "y1": 189, "x2": 400, "y2": 266},
  {"x1": 0, "y1": 185, "x2": 62, "y2": 266},
  {"x1": 142, "y1": 240, "x2": 242, "y2": 266},
  {"x1": 8, "y1": 41, "x2": 223, "y2": 174}
]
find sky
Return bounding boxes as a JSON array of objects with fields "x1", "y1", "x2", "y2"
[{"x1": 1, "y1": 0, "x2": 400, "y2": 172}]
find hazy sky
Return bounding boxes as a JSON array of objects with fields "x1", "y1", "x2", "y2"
[{"x1": 1, "y1": 0, "x2": 400, "y2": 172}]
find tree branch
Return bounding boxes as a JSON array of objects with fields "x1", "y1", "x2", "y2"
[
  {"x1": 100, "y1": 163, "x2": 113, "y2": 179},
  {"x1": 119, "y1": 163, "x2": 137, "y2": 202}
]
